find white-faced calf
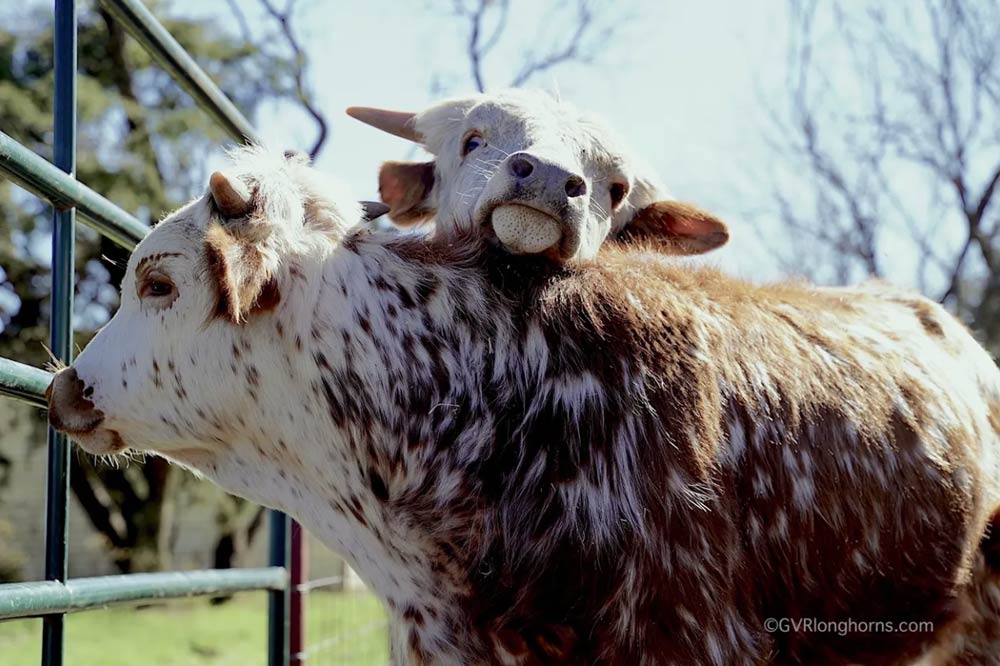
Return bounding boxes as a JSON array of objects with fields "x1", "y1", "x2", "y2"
[
  {"x1": 49, "y1": 150, "x2": 1000, "y2": 665},
  {"x1": 349, "y1": 89, "x2": 729, "y2": 262}
]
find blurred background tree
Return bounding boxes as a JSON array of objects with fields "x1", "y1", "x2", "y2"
[
  {"x1": 0, "y1": 1, "x2": 316, "y2": 573},
  {"x1": 764, "y1": 0, "x2": 1000, "y2": 354}
]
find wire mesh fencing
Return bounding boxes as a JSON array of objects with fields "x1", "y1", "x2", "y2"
[{"x1": 291, "y1": 525, "x2": 389, "y2": 666}]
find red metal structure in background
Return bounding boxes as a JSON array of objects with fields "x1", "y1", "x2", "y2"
[{"x1": 290, "y1": 522, "x2": 307, "y2": 665}]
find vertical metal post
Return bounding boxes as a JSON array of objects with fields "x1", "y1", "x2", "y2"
[
  {"x1": 42, "y1": 2, "x2": 76, "y2": 665},
  {"x1": 289, "y1": 521, "x2": 307, "y2": 665},
  {"x1": 268, "y1": 510, "x2": 291, "y2": 666}
]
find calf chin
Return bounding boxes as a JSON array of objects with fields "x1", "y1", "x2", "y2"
[
  {"x1": 67, "y1": 429, "x2": 128, "y2": 456},
  {"x1": 489, "y1": 205, "x2": 563, "y2": 255}
]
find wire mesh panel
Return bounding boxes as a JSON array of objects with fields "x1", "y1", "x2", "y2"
[{"x1": 297, "y1": 530, "x2": 389, "y2": 666}]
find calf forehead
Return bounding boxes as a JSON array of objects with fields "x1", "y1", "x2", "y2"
[
  {"x1": 130, "y1": 206, "x2": 205, "y2": 269},
  {"x1": 411, "y1": 91, "x2": 639, "y2": 208},
  {"x1": 465, "y1": 95, "x2": 629, "y2": 169}
]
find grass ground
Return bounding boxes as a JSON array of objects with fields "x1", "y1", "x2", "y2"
[{"x1": 0, "y1": 590, "x2": 388, "y2": 666}]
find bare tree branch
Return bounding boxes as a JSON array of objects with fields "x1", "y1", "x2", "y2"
[
  {"x1": 225, "y1": 0, "x2": 329, "y2": 159},
  {"x1": 445, "y1": 0, "x2": 621, "y2": 93},
  {"x1": 939, "y1": 232, "x2": 974, "y2": 304},
  {"x1": 259, "y1": 0, "x2": 328, "y2": 158},
  {"x1": 466, "y1": 1, "x2": 489, "y2": 92},
  {"x1": 763, "y1": 0, "x2": 1000, "y2": 351},
  {"x1": 975, "y1": 163, "x2": 1000, "y2": 223},
  {"x1": 509, "y1": 0, "x2": 602, "y2": 87},
  {"x1": 454, "y1": 0, "x2": 511, "y2": 92}
]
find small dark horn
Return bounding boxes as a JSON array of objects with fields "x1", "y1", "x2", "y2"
[
  {"x1": 346, "y1": 107, "x2": 421, "y2": 143},
  {"x1": 360, "y1": 201, "x2": 390, "y2": 221},
  {"x1": 283, "y1": 150, "x2": 310, "y2": 164}
]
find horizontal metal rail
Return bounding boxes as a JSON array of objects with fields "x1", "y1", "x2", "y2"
[
  {"x1": 0, "y1": 131, "x2": 147, "y2": 249},
  {"x1": 0, "y1": 357, "x2": 52, "y2": 408},
  {"x1": 97, "y1": 0, "x2": 259, "y2": 145},
  {"x1": 0, "y1": 568, "x2": 288, "y2": 621},
  {"x1": 295, "y1": 575, "x2": 343, "y2": 593}
]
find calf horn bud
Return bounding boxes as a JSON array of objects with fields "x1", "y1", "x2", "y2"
[
  {"x1": 360, "y1": 201, "x2": 390, "y2": 221},
  {"x1": 210, "y1": 171, "x2": 253, "y2": 218},
  {"x1": 346, "y1": 107, "x2": 421, "y2": 143}
]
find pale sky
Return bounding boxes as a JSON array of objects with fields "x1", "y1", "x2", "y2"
[
  {"x1": 6, "y1": 0, "x2": 960, "y2": 293},
  {"x1": 172, "y1": 0, "x2": 791, "y2": 280}
]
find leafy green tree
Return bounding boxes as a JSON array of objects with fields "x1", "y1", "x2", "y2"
[{"x1": 0, "y1": 2, "x2": 310, "y2": 573}]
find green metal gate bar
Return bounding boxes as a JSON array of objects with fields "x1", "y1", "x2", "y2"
[
  {"x1": 0, "y1": 1, "x2": 291, "y2": 665},
  {"x1": 0, "y1": 357, "x2": 52, "y2": 408},
  {"x1": 0, "y1": 569, "x2": 288, "y2": 621},
  {"x1": 0, "y1": 131, "x2": 147, "y2": 248},
  {"x1": 96, "y1": 0, "x2": 258, "y2": 143},
  {"x1": 41, "y1": 3, "x2": 75, "y2": 661}
]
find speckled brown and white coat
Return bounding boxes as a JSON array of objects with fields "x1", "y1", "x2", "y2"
[{"x1": 48, "y1": 149, "x2": 1000, "y2": 665}]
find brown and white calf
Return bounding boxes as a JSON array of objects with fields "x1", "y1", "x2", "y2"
[
  {"x1": 48, "y1": 149, "x2": 1000, "y2": 665},
  {"x1": 349, "y1": 89, "x2": 729, "y2": 262}
]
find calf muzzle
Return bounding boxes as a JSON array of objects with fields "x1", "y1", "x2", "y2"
[{"x1": 47, "y1": 367, "x2": 104, "y2": 435}]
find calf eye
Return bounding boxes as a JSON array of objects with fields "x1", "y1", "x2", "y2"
[
  {"x1": 149, "y1": 281, "x2": 172, "y2": 296},
  {"x1": 141, "y1": 277, "x2": 175, "y2": 300},
  {"x1": 462, "y1": 133, "x2": 484, "y2": 156},
  {"x1": 610, "y1": 183, "x2": 628, "y2": 208}
]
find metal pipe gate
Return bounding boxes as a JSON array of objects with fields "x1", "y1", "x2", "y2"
[{"x1": 0, "y1": 1, "x2": 294, "y2": 664}]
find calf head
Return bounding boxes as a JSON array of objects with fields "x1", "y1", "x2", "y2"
[
  {"x1": 47, "y1": 149, "x2": 361, "y2": 465},
  {"x1": 349, "y1": 89, "x2": 729, "y2": 262}
]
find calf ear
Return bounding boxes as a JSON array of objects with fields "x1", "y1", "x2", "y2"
[
  {"x1": 619, "y1": 200, "x2": 729, "y2": 255},
  {"x1": 204, "y1": 222, "x2": 280, "y2": 324},
  {"x1": 378, "y1": 160, "x2": 436, "y2": 226}
]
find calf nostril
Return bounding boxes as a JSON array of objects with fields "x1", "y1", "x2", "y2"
[
  {"x1": 509, "y1": 157, "x2": 535, "y2": 180},
  {"x1": 83, "y1": 385, "x2": 94, "y2": 399},
  {"x1": 565, "y1": 176, "x2": 587, "y2": 198}
]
